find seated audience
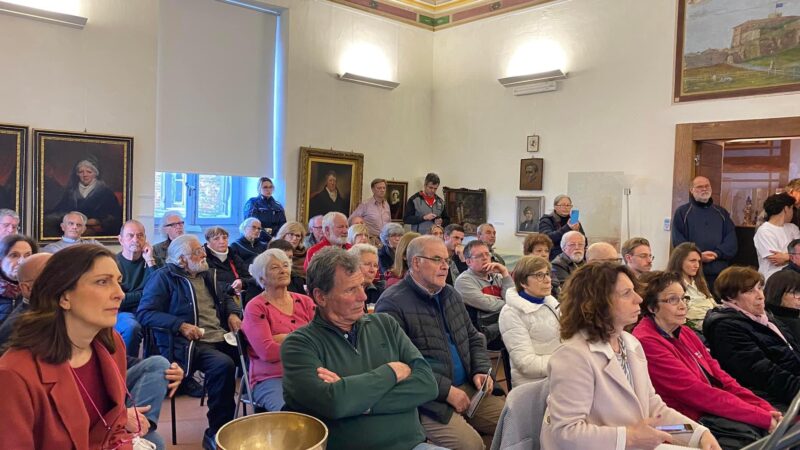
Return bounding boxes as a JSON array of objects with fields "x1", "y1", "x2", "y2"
[
  {"x1": 377, "y1": 235, "x2": 504, "y2": 450},
  {"x1": 764, "y1": 269, "x2": 800, "y2": 343},
  {"x1": 633, "y1": 271, "x2": 777, "y2": 450},
  {"x1": 137, "y1": 235, "x2": 242, "y2": 449},
  {"x1": 522, "y1": 232, "x2": 553, "y2": 258},
  {"x1": 538, "y1": 195, "x2": 585, "y2": 260},
  {"x1": 385, "y1": 232, "x2": 420, "y2": 287},
  {"x1": 0, "y1": 234, "x2": 37, "y2": 324},
  {"x1": 304, "y1": 212, "x2": 351, "y2": 271},
  {"x1": 350, "y1": 178, "x2": 392, "y2": 240},
  {"x1": 378, "y1": 222, "x2": 404, "y2": 275},
  {"x1": 348, "y1": 215, "x2": 364, "y2": 226},
  {"x1": 152, "y1": 211, "x2": 185, "y2": 266},
  {"x1": 585, "y1": 241, "x2": 621, "y2": 263},
  {"x1": 455, "y1": 240, "x2": 513, "y2": 348},
  {"x1": 783, "y1": 238, "x2": 800, "y2": 274},
  {"x1": 115, "y1": 220, "x2": 157, "y2": 357},
  {"x1": 124, "y1": 354, "x2": 183, "y2": 450},
  {"x1": 281, "y1": 247, "x2": 440, "y2": 450},
  {"x1": 347, "y1": 223, "x2": 370, "y2": 246},
  {"x1": 498, "y1": 256, "x2": 560, "y2": 386},
  {"x1": 275, "y1": 221, "x2": 308, "y2": 279},
  {"x1": 443, "y1": 224, "x2": 467, "y2": 285},
  {"x1": 242, "y1": 176, "x2": 286, "y2": 242},
  {"x1": 404, "y1": 172, "x2": 449, "y2": 234},
  {"x1": 541, "y1": 262, "x2": 719, "y2": 450},
  {"x1": 0, "y1": 209, "x2": 20, "y2": 239},
  {"x1": 550, "y1": 230, "x2": 585, "y2": 288},
  {"x1": 348, "y1": 244, "x2": 384, "y2": 307},
  {"x1": 42, "y1": 211, "x2": 103, "y2": 253},
  {"x1": 204, "y1": 226, "x2": 252, "y2": 301},
  {"x1": 429, "y1": 224, "x2": 445, "y2": 239},
  {"x1": 241, "y1": 249, "x2": 315, "y2": 412},
  {"x1": 0, "y1": 245, "x2": 133, "y2": 449},
  {"x1": 266, "y1": 239, "x2": 307, "y2": 295},
  {"x1": 621, "y1": 237, "x2": 653, "y2": 278},
  {"x1": 754, "y1": 192, "x2": 800, "y2": 281},
  {"x1": 704, "y1": 266, "x2": 800, "y2": 410},
  {"x1": 230, "y1": 217, "x2": 268, "y2": 265},
  {"x1": 303, "y1": 215, "x2": 324, "y2": 249},
  {"x1": 477, "y1": 223, "x2": 505, "y2": 265},
  {"x1": 0, "y1": 253, "x2": 50, "y2": 348},
  {"x1": 667, "y1": 242, "x2": 717, "y2": 332}
]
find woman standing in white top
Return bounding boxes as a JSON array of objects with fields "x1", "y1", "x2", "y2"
[{"x1": 754, "y1": 193, "x2": 800, "y2": 281}]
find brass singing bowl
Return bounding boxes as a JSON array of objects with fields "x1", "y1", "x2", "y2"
[{"x1": 215, "y1": 412, "x2": 328, "y2": 450}]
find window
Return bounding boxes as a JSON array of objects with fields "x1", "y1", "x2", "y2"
[{"x1": 155, "y1": 172, "x2": 259, "y2": 228}]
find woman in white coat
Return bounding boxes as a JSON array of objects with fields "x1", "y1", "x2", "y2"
[{"x1": 498, "y1": 256, "x2": 560, "y2": 386}]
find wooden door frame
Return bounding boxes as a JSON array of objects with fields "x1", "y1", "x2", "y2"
[{"x1": 672, "y1": 116, "x2": 800, "y2": 213}]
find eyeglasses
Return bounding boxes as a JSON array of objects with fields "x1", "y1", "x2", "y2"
[
  {"x1": 468, "y1": 252, "x2": 491, "y2": 260},
  {"x1": 633, "y1": 253, "x2": 655, "y2": 261},
  {"x1": 164, "y1": 221, "x2": 185, "y2": 228},
  {"x1": 0, "y1": 222, "x2": 20, "y2": 231},
  {"x1": 416, "y1": 255, "x2": 451, "y2": 266},
  {"x1": 659, "y1": 295, "x2": 690, "y2": 305},
  {"x1": 528, "y1": 272, "x2": 551, "y2": 281},
  {"x1": 555, "y1": 203, "x2": 573, "y2": 208}
]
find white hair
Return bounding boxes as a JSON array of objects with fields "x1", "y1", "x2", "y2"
[
  {"x1": 560, "y1": 230, "x2": 585, "y2": 251},
  {"x1": 63, "y1": 211, "x2": 88, "y2": 224},
  {"x1": 161, "y1": 211, "x2": 184, "y2": 236},
  {"x1": 239, "y1": 217, "x2": 261, "y2": 235},
  {"x1": 249, "y1": 248, "x2": 292, "y2": 289},
  {"x1": 322, "y1": 212, "x2": 347, "y2": 234},
  {"x1": 166, "y1": 234, "x2": 198, "y2": 265},
  {"x1": 348, "y1": 243, "x2": 378, "y2": 258}
]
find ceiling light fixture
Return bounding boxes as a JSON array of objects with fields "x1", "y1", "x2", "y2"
[
  {"x1": 338, "y1": 72, "x2": 399, "y2": 90},
  {"x1": 0, "y1": 0, "x2": 86, "y2": 28}
]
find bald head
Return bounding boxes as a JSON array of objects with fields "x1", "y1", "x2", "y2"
[
  {"x1": 17, "y1": 253, "x2": 52, "y2": 298},
  {"x1": 586, "y1": 242, "x2": 620, "y2": 263}
]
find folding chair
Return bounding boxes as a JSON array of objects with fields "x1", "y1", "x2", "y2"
[
  {"x1": 234, "y1": 329, "x2": 264, "y2": 417},
  {"x1": 143, "y1": 326, "x2": 179, "y2": 446}
]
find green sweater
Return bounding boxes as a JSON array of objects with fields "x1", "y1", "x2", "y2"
[{"x1": 281, "y1": 311, "x2": 438, "y2": 450}]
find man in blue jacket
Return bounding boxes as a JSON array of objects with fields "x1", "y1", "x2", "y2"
[
  {"x1": 137, "y1": 234, "x2": 242, "y2": 450},
  {"x1": 672, "y1": 176, "x2": 738, "y2": 290}
]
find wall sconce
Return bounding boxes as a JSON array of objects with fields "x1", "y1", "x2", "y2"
[
  {"x1": 498, "y1": 69, "x2": 567, "y2": 96},
  {"x1": 338, "y1": 72, "x2": 399, "y2": 90},
  {"x1": 0, "y1": 0, "x2": 86, "y2": 28}
]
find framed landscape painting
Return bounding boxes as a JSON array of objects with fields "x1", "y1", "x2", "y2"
[
  {"x1": 0, "y1": 124, "x2": 27, "y2": 231},
  {"x1": 297, "y1": 147, "x2": 364, "y2": 224},
  {"x1": 33, "y1": 129, "x2": 133, "y2": 244},
  {"x1": 675, "y1": 0, "x2": 800, "y2": 102}
]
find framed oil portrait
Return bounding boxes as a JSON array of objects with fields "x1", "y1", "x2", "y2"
[
  {"x1": 443, "y1": 187, "x2": 487, "y2": 235},
  {"x1": 675, "y1": 0, "x2": 800, "y2": 102},
  {"x1": 0, "y1": 124, "x2": 27, "y2": 231},
  {"x1": 386, "y1": 180, "x2": 408, "y2": 223},
  {"x1": 520, "y1": 158, "x2": 544, "y2": 190},
  {"x1": 33, "y1": 129, "x2": 133, "y2": 244},
  {"x1": 297, "y1": 147, "x2": 364, "y2": 224},
  {"x1": 516, "y1": 196, "x2": 544, "y2": 235}
]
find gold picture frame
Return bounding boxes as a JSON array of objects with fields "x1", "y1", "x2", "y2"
[{"x1": 297, "y1": 147, "x2": 364, "y2": 224}]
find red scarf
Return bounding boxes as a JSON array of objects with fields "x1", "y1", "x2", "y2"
[
  {"x1": 421, "y1": 191, "x2": 436, "y2": 207},
  {"x1": 0, "y1": 276, "x2": 20, "y2": 299}
]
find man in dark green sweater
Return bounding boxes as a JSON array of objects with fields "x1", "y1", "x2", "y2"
[
  {"x1": 115, "y1": 219, "x2": 157, "y2": 357},
  {"x1": 281, "y1": 247, "x2": 443, "y2": 450}
]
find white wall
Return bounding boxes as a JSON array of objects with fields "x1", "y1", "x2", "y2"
[{"x1": 430, "y1": 0, "x2": 800, "y2": 266}]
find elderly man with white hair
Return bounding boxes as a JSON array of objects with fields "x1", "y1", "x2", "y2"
[
  {"x1": 586, "y1": 242, "x2": 622, "y2": 264},
  {"x1": 42, "y1": 211, "x2": 104, "y2": 253},
  {"x1": 152, "y1": 211, "x2": 185, "y2": 266},
  {"x1": 550, "y1": 230, "x2": 586, "y2": 288},
  {"x1": 0, "y1": 209, "x2": 20, "y2": 239},
  {"x1": 303, "y1": 211, "x2": 351, "y2": 270},
  {"x1": 137, "y1": 234, "x2": 242, "y2": 450}
]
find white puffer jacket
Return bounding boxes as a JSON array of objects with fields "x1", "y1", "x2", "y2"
[{"x1": 498, "y1": 287, "x2": 561, "y2": 387}]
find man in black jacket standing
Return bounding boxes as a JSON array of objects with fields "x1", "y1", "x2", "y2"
[
  {"x1": 538, "y1": 194, "x2": 584, "y2": 260},
  {"x1": 376, "y1": 235, "x2": 504, "y2": 450}
]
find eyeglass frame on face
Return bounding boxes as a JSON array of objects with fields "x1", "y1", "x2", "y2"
[
  {"x1": 555, "y1": 202, "x2": 573, "y2": 208},
  {"x1": 658, "y1": 295, "x2": 690, "y2": 306},
  {"x1": 527, "y1": 271, "x2": 552, "y2": 282},
  {"x1": 164, "y1": 221, "x2": 185, "y2": 228},
  {"x1": 415, "y1": 255, "x2": 451, "y2": 266},
  {"x1": 468, "y1": 251, "x2": 492, "y2": 260},
  {"x1": 632, "y1": 253, "x2": 655, "y2": 262}
]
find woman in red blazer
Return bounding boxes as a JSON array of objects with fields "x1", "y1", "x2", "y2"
[{"x1": 0, "y1": 244, "x2": 135, "y2": 450}]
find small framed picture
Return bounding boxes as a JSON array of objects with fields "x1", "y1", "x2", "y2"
[
  {"x1": 527, "y1": 135, "x2": 540, "y2": 152},
  {"x1": 385, "y1": 180, "x2": 408, "y2": 223},
  {"x1": 520, "y1": 158, "x2": 544, "y2": 190}
]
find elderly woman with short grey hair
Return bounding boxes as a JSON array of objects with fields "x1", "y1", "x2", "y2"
[
  {"x1": 378, "y1": 222, "x2": 404, "y2": 276},
  {"x1": 230, "y1": 217, "x2": 268, "y2": 265},
  {"x1": 349, "y1": 244, "x2": 384, "y2": 308},
  {"x1": 241, "y1": 249, "x2": 315, "y2": 411}
]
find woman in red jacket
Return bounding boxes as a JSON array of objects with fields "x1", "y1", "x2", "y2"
[
  {"x1": 633, "y1": 271, "x2": 779, "y2": 450},
  {"x1": 0, "y1": 244, "x2": 135, "y2": 450}
]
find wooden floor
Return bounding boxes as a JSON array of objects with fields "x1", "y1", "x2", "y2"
[{"x1": 160, "y1": 356, "x2": 508, "y2": 449}]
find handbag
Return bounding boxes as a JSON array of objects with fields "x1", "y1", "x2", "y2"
[{"x1": 698, "y1": 414, "x2": 766, "y2": 450}]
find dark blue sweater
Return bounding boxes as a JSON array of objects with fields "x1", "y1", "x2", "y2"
[{"x1": 672, "y1": 196, "x2": 738, "y2": 276}]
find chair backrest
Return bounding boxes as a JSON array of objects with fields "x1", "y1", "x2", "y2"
[
  {"x1": 490, "y1": 378, "x2": 549, "y2": 450},
  {"x1": 235, "y1": 329, "x2": 256, "y2": 403}
]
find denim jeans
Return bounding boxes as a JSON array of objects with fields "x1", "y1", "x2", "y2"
[
  {"x1": 127, "y1": 356, "x2": 171, "y2": 450},
  {"x1": 252, "y1": 377, "x2": 285, "y2": 412},
  {"x1": 115, "y1": 312, "x2": 143, "y2": 357}
]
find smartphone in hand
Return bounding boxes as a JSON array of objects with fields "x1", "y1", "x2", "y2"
[
  {"x1": 569, "y1": 209, "x2": 580, "y2": 224},
  {"x1": 655, "y1": 424, "x2": 693, "y2": 434}
]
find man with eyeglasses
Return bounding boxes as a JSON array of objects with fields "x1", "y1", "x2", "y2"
[
  {"x1": 377, "y1": 236, "x2": 504, "y2": 450},
  {"x1": 304, "y1": 215, "x2": 324, "y2": 249},
  {"x1": 672, "y1": 176, "x2": 737, "y2": 289},
  {"x1": 152, "y1": 211, "x2": 185, "y2": 266},
  {"x1": 0, "y1": 209, "x2": 20, "y2": 239},
  {"x1": 585, "y1": 242, "x2": 622, "y2": 264},
  {"x1": 622, "y1": 237, "x2": 653, "y2": 278},
  {"x1": 454, "y1": 240, "x2": 514, "y2": 349},
  {"x1": 42, "y1": 211, "x2": 104, "y2": 253},
  {"x1": 538, "y1": 195, "x2": 585, "y2": 260},
  {"x1": 551, "y1": 231, "x2": 586, "y2": 290}
]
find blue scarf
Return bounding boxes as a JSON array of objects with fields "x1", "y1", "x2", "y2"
[{"x1": 518, "y1": 290, "x2": 544, "y2": 304}]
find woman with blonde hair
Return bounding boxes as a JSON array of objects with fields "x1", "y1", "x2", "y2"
[
  {"x1": 347, "y1": 223, "x2": 370, "y2": 246},
  {"x1": 276, "y1": 221, "x2": 308, "y2": 278},
  {"x1": 385, "y1": 232, "x2": 420, "y2": 287},
  {"x1": 666, "y1": 242, "x2": 717, "y2": 332}
]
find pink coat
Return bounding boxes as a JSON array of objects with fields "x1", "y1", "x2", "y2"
[
  {"x1": 633, "y1": 316, "x2": 774, "y2": 429},
  {"x1": 241, "y1": 292, "x2": 315, "y2": 386}
]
